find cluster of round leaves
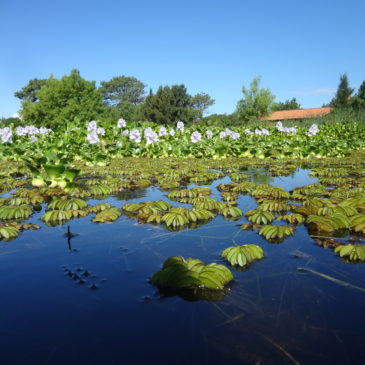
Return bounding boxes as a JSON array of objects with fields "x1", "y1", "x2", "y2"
[
  {"x1": 221, "y1": 244, "x2": 264, "y2": 267},
  {"x1": 151, "y1": 256, "x2": 234, "y2": 290}
]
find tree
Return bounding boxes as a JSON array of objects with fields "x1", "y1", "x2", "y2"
[
  {"x1": 141, "y1": 85, "x2": 196, "y2": 125},
  {"x1": 14, "y1": 78, "x2": 47, "y2": 102},
  {"x1": 351, "y1": 80, "x2": 365, "y2": 110},
  {"x1": 272, "y1": 97, "x2": 301, "y2": 111},
  {"x1": 236, "y1": 76, "x2": 275, "y2": 122},
  {"x1": 20, "y1": 69, "x2": 105, "y2": 128},
  {"x1": 190, "y1": 93, "x2": 215, "y2": 120},
  {"x1": 330, "y1": 73, "x2": 354, "y2": 108},
  {"x1": 99, "y1": 76, "x2": 146, "y2": 106}
]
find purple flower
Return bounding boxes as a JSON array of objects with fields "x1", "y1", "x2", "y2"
[
  {"x1": 121, "y1": 129, "x2": 129, "y2": 136},
  {"x1": 176, "y1": 121, "x2": 184, "y2": 131},
  {"x1": 206, "y1": 130, "x2": 213, "y2": 139},
  {"x1": 169, "y1": 129, "x2": 175, "y2": 136},
  {"x1": 86, "y1": 131, "x2": 100, "y2": 144},
  {"x1": 0, "y1": 127, "x2": 12, "y2": 143},
  {"x1": 87, "y1": 120, "x2": 97, "y2": 131},
  {"x1": 117, "y1": 118, "x2": 126, "y2": 128},
  {"x1": 158, "y1": 126, "x2": 167, "y2": 137},
  {"x1": 129, "y1": 129, "x2": 141, "y2": 143},
  {"x1": 190, "y1": 131, "x2": 202, "y2": 143}
]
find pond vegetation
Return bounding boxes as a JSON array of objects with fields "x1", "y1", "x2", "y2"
[{"x1": 1, "y1": 121, "x2": 365, "y2": 364}]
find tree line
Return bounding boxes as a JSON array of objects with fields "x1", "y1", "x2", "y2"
[{"x1": 3, "y1": 70, "x2": 365, "y2": 128}]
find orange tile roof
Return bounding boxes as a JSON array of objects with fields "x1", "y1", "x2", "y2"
[{"x1": 264, "y1": 107, "x2": 333, "y2": 121}]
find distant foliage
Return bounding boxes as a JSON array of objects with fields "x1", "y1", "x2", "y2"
[
  {"x1": 235, "y1": 76, "x2": 275, "y2": 123},
  {"x1": 272, "y1": 97, "x2": 301, "y2": 111},
  {"x1": 20, "y1": 69, "x2": 106, "y2": 128}
]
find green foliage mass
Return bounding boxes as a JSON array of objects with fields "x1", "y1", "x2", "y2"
[
  {"x1": 20, "y1": 70, "x2": 105, "y2": 128},
  {"x1": 14, "y1": 78, "x2": 47, "y2": 102},
  {"x1": 99, "y1": 76, "x2": 146, "y2": 106},
  {"x1": 272, "y1": 97, "x2": 301, "y2": 111}
]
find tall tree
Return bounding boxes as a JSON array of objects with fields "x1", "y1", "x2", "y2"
[
  {"x1": 330, "y1": 73, "x2": 354, "y2": 108},
  {"x1": 272, "y1": 97, "x2": 301, "y2": 111},
  {"x1": 351, "y1": 80, "x2": 365, "y2": 110},
  {"x1": 190, "y1": 93, "x2": 215, "y2": 120},
  {"x1": 236, "y1": 76, "x2": 275, "y2": 122},
  {"x1": 21, "y1": 69, "x2": 105, "y2": 128},
  {"x1": 141, "y1": 85, "x2": 195, "y2": 125},
  {"x1": 99, "y1": 76, "x2": 146, "y2": 106},
  {"x1": 14, "y1": 78, "x2": 47, "y2": 102}
]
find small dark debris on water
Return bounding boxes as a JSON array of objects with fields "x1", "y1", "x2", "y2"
[
  {"x1": 142, "y1": 296, "x2": 151, "y2": 302},
  {"x1": 82, "y1": 270, "x2": 90, "y2": 277},
  {"x1": 119, "y1": 246, "x2": 129, "y2": 252},
  {"x1": 78, "y1": 279, "x2": 86, "y2": 285},
  {"x1": 100, "y1": 278, "x2": 107, "y2": 283},
  {"x1": 89, "y1": 284, "x2": 98, "y2": 290}
]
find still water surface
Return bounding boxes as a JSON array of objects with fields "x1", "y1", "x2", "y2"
[{"x1": 1, "y1": 169, "x2": 365, "y2": 365}]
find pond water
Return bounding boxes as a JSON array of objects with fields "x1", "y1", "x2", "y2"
[{"x1": 1, "y1": 168, "x2": 365, "y2": 365}]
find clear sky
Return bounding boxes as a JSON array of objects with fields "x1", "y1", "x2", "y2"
[{"x1": 1, "y1": 0, "x2": 364, "y2": 118}]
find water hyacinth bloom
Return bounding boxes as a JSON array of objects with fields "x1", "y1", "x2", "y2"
[
  {"x1": 0, "y1": 127, "x2": 12, "y2": 143},
  {"x1": 255, "y1": 128, "x2": 270, "y2": 136},
  {"x1": 30, "y1": 135, "x2": 38, "y2": 143},
  {"x1": 129, "y1": 129, "x2": 141, "y2": 143},
  {"x1": 169, "y1": 129, "x2": 175, "y2": 136},
  {"x1": 39, "y1": 127, "x2": 52, "y2": 135},
  {"x1": 308, "y1": 124, "x2": 319, "y2": 137},
  {"x1": 219, "y1": 131, "x2": 227, "y2": 139},
  {"x1": 276, "y1": 121, "x2": 284, "y2": 132},
  {"x1": 176, "y1": 121, "x2": 184, "y2": 131},
  {"x1": 117, "y1": 118, "x2": 126, "y2": 128},
  {"x1": 190, "y1": 131, "x2": 202, "y2": 143},
  {"x1": 87, "y1": 120, "x2": 97, "y2": 131},
  {"x1": 144, "y1": 127, "x2": 159, "y2": 145},
  {"x1": 158, "y1": 126, "x2": 167, "y2": 137},
  {"x1": 244, "y1": 128, "x2": 253, "y2": 135},
  {"x1": 96, "y1": 127, "x2": 105, "y2": 136},
  {"x1": 86, "y1": 131, "x2": 100, "y2": 144},
  {"x1": 206, "y1": 130, "x2": 213, "y2": 139},
  {"x1": 15, "y1": 126, "x2": 27, "y2": 136},
  {"x1": 121, "y1": 129, "x2": 129, "y2": 136}
]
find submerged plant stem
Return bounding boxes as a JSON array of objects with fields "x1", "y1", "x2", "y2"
[{"x1": 297, "y1": 267, "x2": 365, "y2": 293}]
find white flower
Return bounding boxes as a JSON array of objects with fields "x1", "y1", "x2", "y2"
[
  {"x1": 169, "y1": 129, "x2": 175, "y2": 136},
  {"x1": 30, "y1": 135, "x2": 38, "y2": 143},
  {"x1": 190, "y1": 131, "x2": 202, "y2": 143},
  {"x1": 206, "y1": 130, "x2": 213, "y2": 139},
  {"x1": 158, "y1": 126, "x2": 167, "y2": 137},
  {"x1": 86, "y1": 131, "x2": 100, "y2": 144},
  {"x1": 244, "y1": 128, "x2": 253, "y2": 135},
  {"x1": 176, "y1": 121, "x2": 184, "y2": 131},
  {"x1": 117, "y1": 118, "x2": 126, "y2": 128},
  {"x1": 129, "y1": 129, "x2": 141, "y2": 143},
  {"x1": 121, "y1": 129, "x2": 129, "y2": 136}
]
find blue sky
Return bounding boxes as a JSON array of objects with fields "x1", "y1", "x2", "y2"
[{"x1": 1, "y1": 0, "x2": 364, "y2": 118}]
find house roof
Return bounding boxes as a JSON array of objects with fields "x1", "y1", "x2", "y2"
[{"x1": 264, "y1": 107, "x2": 333, "y2": 121}]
